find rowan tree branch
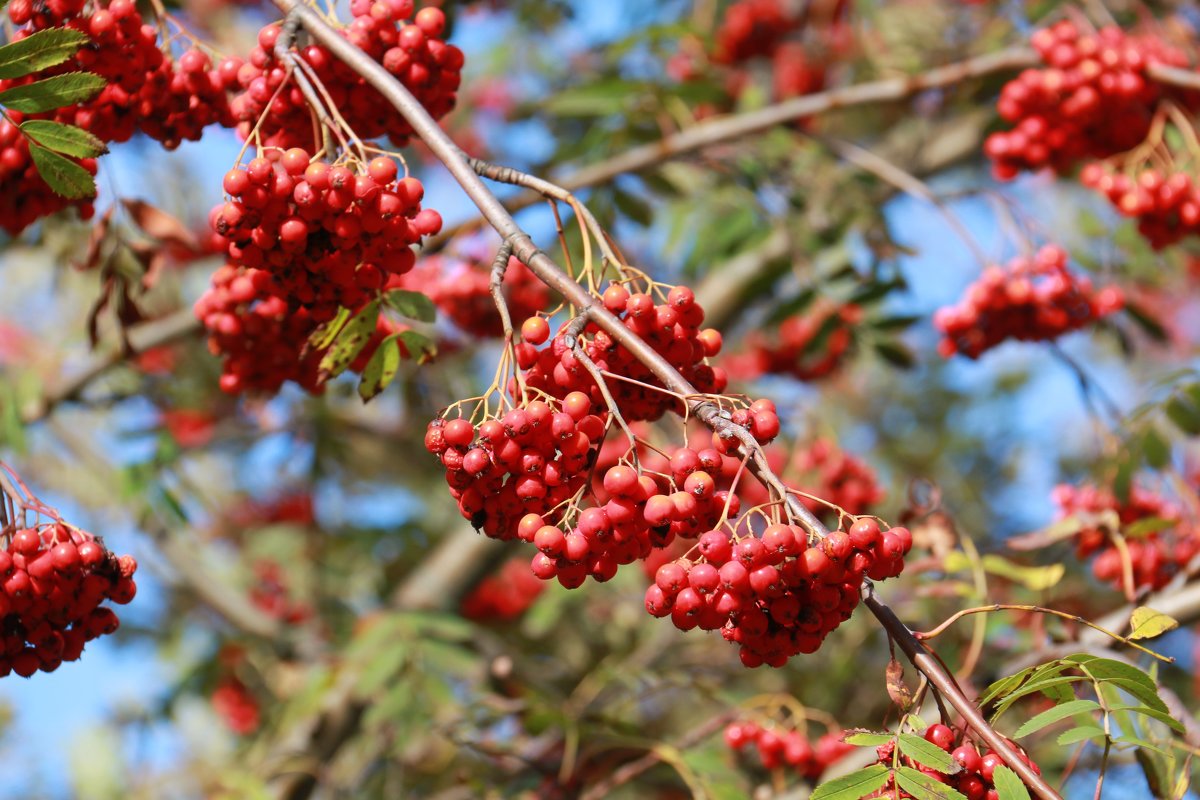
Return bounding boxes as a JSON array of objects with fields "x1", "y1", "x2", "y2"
[
  {"x1": 18, "y1": 307, "x2": 201, "y2": 426},
  {"x1": 425, "y1": 46, "x2": 1041, "y2": 250}
]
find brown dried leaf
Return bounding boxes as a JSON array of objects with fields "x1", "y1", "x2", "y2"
[
  {"x1": 912, "y1": 511, "x2": 957, "y2": 559},
  {"x1": 86, "y1": 273, "x2": 116, "y2": 347},
  {"x1": 76, "y1": 206, "x2": 112, "y2": 271},
  {"x1": 886, "y1": 657, "x2": 914, "y2": 711},
  {"x1": 122, "y1": 198, "x2": 197, "y2": 250}
]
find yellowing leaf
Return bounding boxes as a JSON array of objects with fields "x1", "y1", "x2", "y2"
[{"x1": 1128, "y1": 607, "x2": 1178, "y2": 641}]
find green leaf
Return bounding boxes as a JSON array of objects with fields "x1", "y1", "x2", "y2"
[
  {"x1": 0, "y1": 71, "x2": 105, "y2": 113},
  {"x1": 1108, "y1": 704, "x2": 1185, "y2": 733},
  {"x1": 357, "y1": 335, "x2": 402, "y2": 402},
  {"x1": 848, "y1": 277, "x2": 904, "y2": 306},
  {"x1": 991, "y1": 765, "x2": 1032, "y2": 800},
  {"x1": 1067, "y1": 655, "x2": 1168, "y2": 713},
  {"x1": 764, "y1": 286, "x2": 817, "y2": 325},
  {"x1": 1140, "y1": 428, "x2": 1171, "y2": 469},
  {"x1": 317, "y1": 300, "x2": 379, "y2": 382},
  {"x1": 897, "y1": 734, "x2": 960, "y2": 774},
  {"x1": 397, "y1": 329, "x2": 436, "y2": 364},
  {"x1": 843, "y1": 731, "x2": 896, "y2": 747},
  {"x1": 980, "y1": 554, "x2": 1064, "y2": 591},
  {"x1": 612, "y1": 186, "x2": 654, "y2": 226},
  {"x1": 20, "y1": 120, "x2": 107, "y2": 157},
  {"x1": 979, "y1": 667, "x2": 1036, "y2": 708},
  {"x1": 874, "y1": 339, "x2": 916, "y2": 369},
  {"x1": 309, "y1": 306, "x2": 351, "y2": 351},
  {"x1": 994, "y1": 676, "x2": 1086, "y2": 719},
  {"x1": 810, "y1": 764, "x2": 891, "y2": 800},
  {"x1": 1128, "y1": 607, "x2": 1179, "y2": 641},
  {"x1": 871, "y1": 314, "x2": 921, "y2": 330},
  {"x1": 1164, "y1": 393, "x2": 1200, "y2": 435},
  {"x1": 27, "y1": 143, "x2": 95, "y2": 199},
  {"x1": 1013, "y1": 699, "x2": 1100, "y2": 739},
  {"x1": 894, "y1": 766, "x2": 967, "y2": 799},
  {"x1": 1123, "y1": 300, "x2": 1168, "y2": 342},
  {"x1": 1123, "y1": 516, "x2": 1176, "y2": 538},
  {"x1": 384, "y1": 289, "x2": 436, "y2": 323},
  {"x1": 1056, "y1": 725, "x2": 1106, "y2": 745},
  {"x1": 0, "y1": 382, "x2": 27, "y2": 454},
  {"x1": 0, "y1": 27, "x2": 89, "y2": 80},
  {"x1": 1114, "y1": 735, "x2": 1170, "y2": 756}
]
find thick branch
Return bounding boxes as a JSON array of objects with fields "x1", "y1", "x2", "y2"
[
  {"x1": 18, "y1": 308, "x2": 200, "y2": 425},
  {"x1": 426, "y1": 47, "x2": 1040, "y2": 249},
  {"x1": 863, "y1": 588, "x2": 1061, "y2": 799}
]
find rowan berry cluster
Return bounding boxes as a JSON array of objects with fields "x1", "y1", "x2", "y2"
[
  {"x1": 724, "y1": 720, "x2": 854, "y2": 780},
  {"x1": 870, "y1": 724, "x2": 1042, "y2": 800},
  {"x1": 212, "y1": 675, "x2": 260, "y2": 735},
  {"x1": 1052, "y1": 482, "x2": 1199, "y2": 591},
  {"x1": 247, "y1": 561, "x2": 313, "y2": 624},
  {"x1": 1080, "y1": 164, "x2": 1200, "y2": 250},
  {"x1": 727, "y1": 302, "x2": 860, "y2": 382},
  {"x1": 516, "y1": 284, "x2": 726, "y2": 422},
  {"x1": 197, "y1": 148, "x2": 437, "y2": 393},
  {"x1": 737, "y1": 437, "x2": 885, "y2": 521},
  {"x1": 712, "y1": 0, "x2": 799, "y2": 64},
  {"x1": 645, "y1": 518, "x2": 910, "y2": 667},
  {"x1": 933, "y1": 245, "x2": 1124, "y2": 359},
  {"x1": 391, "y1": 255, "x2": 549, "y2": 338},
  {"x1": 706, "y1": 0, "x2": 834, "y2": 109},
  {"x1": 2, "y1": 0, "x2": 235, "y2": 233},
  {"x1": 224, "y1": 3, "x2": 462, "y2": 151},
  {"x1": 460, "y1": 557, "x2": 546, "y2": 622},
  {"x1": 986, "y1": 21, "x2": 1194, "y2": 180},
  {"x1": 525, "y1": 438, "x2": 766, "y2": 589},
  {"x1": 425, "y1": 393, "x2": 606, "y2": 542},
  {"x1": 0, "y1": 523, "x2": 136, "y2": 678}
]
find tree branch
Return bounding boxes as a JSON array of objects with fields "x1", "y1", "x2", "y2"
[
  {"x1": 426, "y1": 47, "x2": 1040, "y2": 250},
  {"x1": 18, "y1": 308, "x2": 201, "y2": 425}
]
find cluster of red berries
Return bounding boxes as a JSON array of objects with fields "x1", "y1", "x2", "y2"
[
  {"x1": 645, "y1": 518, "x2": 911, "y2": 667},
  {"x1": 516, "y1": 284, "x2": 726, "y2": 422},
  {"x1": 728, "y1": 302, "x2": 860, "y2": 382},
  {"x1": 0, "y1": 523, "x2": 136, "y2": 678},
  {"x1": 870, "y1": 724, "x2": 1042, "y2": 800},
  {"x1": 391, "y1": 255, "x2": 549, "y2": 338},
  {"x1": 724, "y1": 720, "x2": 854, "y2": 779},
  {"x1": 2, "y1": 0, "x2": 235, "y2": 234},
  {"x1": 212, "y1": 675, "x2": 260, "y2": 735},
  {"x1": 986, "y1": 21, "x2": 1194, "y2": 180},
  {"x1": 224, "y1": 4, "x2": 461, "y2": 151},
  {"x1": 425, "y1": 393, "x2": 606, "y2": 542},
  {"x1": 736, "y1": 437, "x2": 884, "y2": 521},
  {"x1": 1080, "y1": 165, "x2": 1200, "y2": 250},
  {"x1": 1052, "y1": 482, "x2": 1199, "y2": 591},
  {"x1": 712, "y1": 0, "x2": 799, "y2": 64},
  {"x1": 933, "y1": 245, "x2": 1124, "y2": 359},
  {"x1": 197, "y1": 148, "x2": 437, "y2": 393},
  {"x1": 247, "y1": 561, "x2": 313, "y2": 624},
  {"x1": 525, "y1": 426, "x2": 784, "y2": 589},
  {"x1": 460, "y1": 557, "x2": 546, "y2": 622}
]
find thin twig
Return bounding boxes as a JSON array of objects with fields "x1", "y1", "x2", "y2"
[{"x1": 916, "y1": 603, "x2": 1172, "y2": 663}]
